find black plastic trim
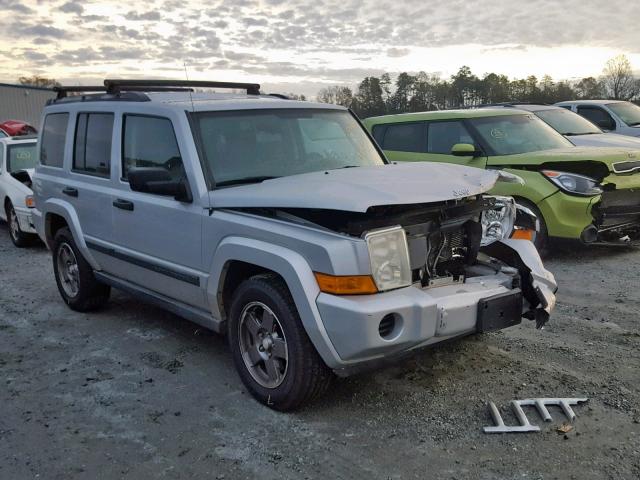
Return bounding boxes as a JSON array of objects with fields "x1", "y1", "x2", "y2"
[{"x1": 86, "y1": 241, "x2": 200, "y2": 286}]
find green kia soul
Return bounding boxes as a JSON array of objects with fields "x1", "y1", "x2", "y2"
[{"x1": 363, "y1": 109, "x2": 640, "y2": 250}]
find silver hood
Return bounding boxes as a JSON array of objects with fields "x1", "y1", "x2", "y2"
[{"x1": 210, "y1": 162, "x2": 500, "y2": 213}]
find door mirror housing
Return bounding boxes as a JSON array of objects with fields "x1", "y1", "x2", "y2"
[
  {"x1": 451, "y1": 143, "x2": 481, "y2": 157},
  {"x1": 127, "y1": 167, "x2": 193, "y2": 203}
]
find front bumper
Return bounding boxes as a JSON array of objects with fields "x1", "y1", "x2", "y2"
[
  {"x1": 317, "y1": 239, "x2": 556, "y2": 375},
  {"x1": 539, "y1": 189, "x2": 640, "y2": 242},
  {"x1": 14, "y1": 206, "x2": 36, "y2": 234}
]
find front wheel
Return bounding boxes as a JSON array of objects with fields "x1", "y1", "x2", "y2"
[
  {"x1": 52, "y1": 227, "x2": 110, "y2": 311},
  {"x1": 228, "y1": 275, "x2": 332, "y2": 411}
]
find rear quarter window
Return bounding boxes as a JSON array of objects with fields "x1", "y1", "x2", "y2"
[{"x1": 41, "y1": 113, "x2": 69, "y2": 168}]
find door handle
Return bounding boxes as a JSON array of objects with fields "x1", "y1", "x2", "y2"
[
  {"x1": 112, "y1": 199, "x2": 134, "y2": 211},
  {"x1": 62, "y1": 187, "x2": 78, "y2": 197}
]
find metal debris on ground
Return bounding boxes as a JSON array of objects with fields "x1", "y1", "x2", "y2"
[{"x1": 483, "y1": 398, "x2": 588, "y2": 434}]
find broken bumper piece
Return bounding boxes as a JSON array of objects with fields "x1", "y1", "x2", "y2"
[{"x1": 318, "y1": 239, "x2": 557, "y2": 374}]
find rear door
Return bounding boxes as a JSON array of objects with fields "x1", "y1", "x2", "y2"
[{"x1": 108, "y1": 112, "x2": 206, "y2": 309}]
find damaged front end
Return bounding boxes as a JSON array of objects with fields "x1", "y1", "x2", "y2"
[{"x1": 258, "y1": 194, "x2": 556, "y2": 331}]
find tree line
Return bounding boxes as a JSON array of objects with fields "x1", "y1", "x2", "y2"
[{"x1": 317, "y1": 54, "x2": 640, "y2": 118}]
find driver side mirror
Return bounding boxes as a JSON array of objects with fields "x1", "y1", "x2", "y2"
[
  {"x1": 451, "y1": 143, "x2": 482, "y2": 157},
  {"x1": 128, "y1": 167, "x2": 193, "y2": 203}
]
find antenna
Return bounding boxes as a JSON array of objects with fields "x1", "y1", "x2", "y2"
[{"x1": 183, "y1": 61, "x2": 195, "y2": 112}]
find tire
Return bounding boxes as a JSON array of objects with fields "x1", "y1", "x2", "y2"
[
  {"x1": 5, "y1": 201, "x2": 35, "y2": 248},
  {"x1": 228, "y1": 274, "x2": 333, "y2": 411},
  {"x1": 52, "y1": 227, "x2": 110, "y2": 311},
  {"x1": 515, "y1": 198, "x2": 548, "y2": 254}
]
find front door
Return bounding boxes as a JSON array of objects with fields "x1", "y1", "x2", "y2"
[
  {"x1": 109, "y1": 113, "x2": 206, "y2": 309},
  {"x1": 378, "y1": 120, "x2": 488, "y2": 170}
]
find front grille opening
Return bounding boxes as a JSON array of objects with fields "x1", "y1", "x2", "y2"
[{"x1": 379, "y1": 314, "x2": 397, "y2": 339}]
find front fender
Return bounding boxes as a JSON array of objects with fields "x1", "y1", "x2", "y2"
[
  {"x1": 208, "y1": 236, "x2": 343, "y2": 369},
  {"x1": 42, "y1": 198, "x2": 100, "y2": 270}
]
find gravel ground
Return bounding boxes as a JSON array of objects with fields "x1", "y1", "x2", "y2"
[{"x1": 0, "y1": 222, "x2": 639, "y2": 480}]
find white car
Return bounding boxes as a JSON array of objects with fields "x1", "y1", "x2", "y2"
[
  {"x1": 555, "y1": 100, "x2": 640, "y2": 138},
  {"x1": 0, "y1": 136, "x2": 38, "y2": 246},
  {"x1": 487, "y1": 104, "x2": 640, "y2": 148}
]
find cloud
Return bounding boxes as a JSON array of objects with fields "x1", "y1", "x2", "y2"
[
  {"x1": 1, "y1": 0, "x2": 639, "y2": 95},
  {"x1": 387, "y1": 48, "x2": 410, "y2": 58},
  {"x1": 59, "y1": 1, "x2": 83, "y2": 15}
]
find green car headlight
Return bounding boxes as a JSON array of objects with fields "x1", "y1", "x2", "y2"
[
  {"x1": 542, "y1": 170, "x2": 603, "y2": 196},
  {"x1": 481, "y1": 196, "x2": 516, "y2": 246}
]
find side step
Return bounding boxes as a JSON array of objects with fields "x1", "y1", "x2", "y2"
[{"x1": 94, "y1": 271, "x2": 224, "y2": 333}]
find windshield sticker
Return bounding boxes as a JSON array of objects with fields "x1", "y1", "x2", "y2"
[{"x1": 490, "y1": 128, "x2": 505, "y2": 139}]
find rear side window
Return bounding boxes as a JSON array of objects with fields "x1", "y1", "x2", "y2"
[
  {"x1": 40, "y1": 113, "x2": 69, "y2": 167},
  {"x1": 122, "y1": 115, "x2": 183, "y2": 181},
  {"x1": 427, "y1": 121, "x2": 474, "y2": 155},
  {"x1": 73, "y1": 113, "x2": 113, "y2": 176},
  {"x1": 380, "y1": 123, "x2": 425, "y2": 152}
]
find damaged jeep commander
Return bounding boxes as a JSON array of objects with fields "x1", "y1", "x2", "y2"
[{"x1": 33, "y1": 80, "x2": 557, "y2": 411}]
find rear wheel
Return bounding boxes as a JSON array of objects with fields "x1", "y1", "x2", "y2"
[
  {"x1": 52, "y1": 227, "x2": 110, "y2": 311},
  {"x1": 228, "y1": 274, "x2": 332, "y2": 411},
  {"x1": 5, "y1": 201, "x2": 35, "y2": 248}
]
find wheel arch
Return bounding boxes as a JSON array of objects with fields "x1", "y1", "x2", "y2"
[
  {"x1": 42, "y1": 199, "x2": 100, "y2": 269},
  {"x1": 209, "y1": 236, "x2": 343, "y2": 369}
]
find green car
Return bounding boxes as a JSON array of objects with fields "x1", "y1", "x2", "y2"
[{"x1": 363, "y1": 109, "x2": 640, "y2": 249}]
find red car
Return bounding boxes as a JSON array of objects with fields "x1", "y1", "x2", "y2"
[{"x1": 0, "y1": 120, "x2": 37, "y2": 137}]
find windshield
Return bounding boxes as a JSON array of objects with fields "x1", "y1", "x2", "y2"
[
  {"x1": 469, "y1": 114, "x2": 573, "y2": 155},
  {"x1": 534, "y1": 108, "x2": 602, "y2": 135},
  {"x1": 607, "y1": 102, "x2": 640, "y2": 126},
  {"x1": 193, "y1": 109, "x2": 385, "y2": 186},
  {"x1": 7, "y1": 143, "x2": 38, "y2": 172}
]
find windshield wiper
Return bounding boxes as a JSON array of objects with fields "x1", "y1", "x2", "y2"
[
  {"x1": 628, "y1": 122, "x2": 640, "y2": 126},
  {"x1": 216, "y1": 176, "x2": 280, "y2": 187},
  {"x1": 564, "y1": 132, "x2": 599, "y2": 136}
]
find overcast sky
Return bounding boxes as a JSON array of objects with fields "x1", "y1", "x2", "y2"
[{"x1": 1, "y1": 0, "x2": 639, "y2": 97}]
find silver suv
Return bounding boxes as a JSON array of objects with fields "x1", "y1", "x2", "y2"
[{"x1": 33, "y1": 80, "x2": 557, "y2": 410}]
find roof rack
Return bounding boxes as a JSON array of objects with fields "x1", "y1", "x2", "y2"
[
  {"x1": 475, "y1": 102, "x2": 550, "y2": 108},
  {"x1": 52, "y1": 79, "x2": 262, "y2": 100},
  {"x1": 104, "y1": 79, "x2": 261, "y2": 95}
]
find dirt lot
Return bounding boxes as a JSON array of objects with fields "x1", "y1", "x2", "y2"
[{"x1": 0, "y1": 223, "x2": 638, "y2": 480}]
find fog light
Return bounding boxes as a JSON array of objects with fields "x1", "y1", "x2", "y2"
[{"x1": 379, "y1": 313, "x2": 400, "y2": 339}]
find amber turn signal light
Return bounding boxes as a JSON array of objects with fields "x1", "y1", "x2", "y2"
[
  {"x1": 314, "y1": 272, "x2": 378, "y2": 295},
  {"x1": 511, "y1": 228, "x2": 535, "y2": 241},
  {"x1": 25, "y1": 195, "x2": 36, "y2": 208}
]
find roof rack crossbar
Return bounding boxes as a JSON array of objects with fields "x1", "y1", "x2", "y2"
[
  {"x1": 104, "y1": 79, "x2": 261, "y2": 95},
  {"x1": 53, "y1": 86, "x2": 106, "y2": 99}
]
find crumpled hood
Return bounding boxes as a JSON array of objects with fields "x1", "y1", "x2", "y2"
[
  {"x1": 489, "y1": 147, "x2": 640, "y2": 172},
  {"x1": 210, "y1": 162, "x2": 500, "y2": 213}
]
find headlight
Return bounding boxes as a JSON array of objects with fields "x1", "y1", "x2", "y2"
[
  {"x1": 364, "y1": 226, "x2": 411, "y2": 291},
  {"x1": 542, "y1": 170, "x2": 602, "y2": 196},
  {"x1": 481, "y1": 196, "x2": 516, "y2": 246}
]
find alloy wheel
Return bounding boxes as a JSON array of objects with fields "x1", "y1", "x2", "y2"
[{"x1": 238, "y1": 301, "x2": 289, "y2": 388}]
